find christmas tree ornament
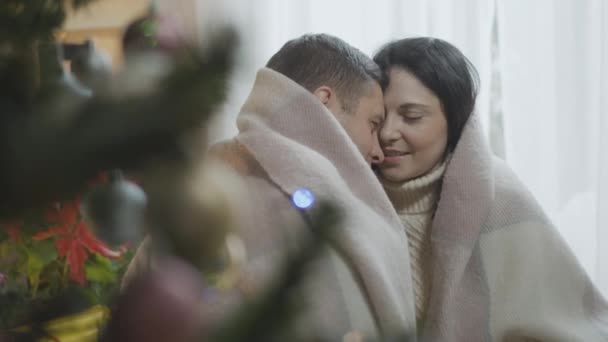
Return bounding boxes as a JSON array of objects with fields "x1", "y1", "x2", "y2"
[
  {"x1": 81, "y1": 170, "x2": 147, "y2": 247},
  {"x1": 36, "y1": 41, "x2": 92, "y2": 100},
  {"x1": 68, "y1": 39, "x2": 112, "y2": 90}
]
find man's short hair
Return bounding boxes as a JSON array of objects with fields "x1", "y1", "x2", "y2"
[{"x1": 266, "y1": 34, "x2": 386, "y2": 112}]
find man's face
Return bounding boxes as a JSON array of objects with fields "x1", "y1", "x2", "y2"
[{"x1": 334, "y1": 81, "x2": 385, "y2": 166}]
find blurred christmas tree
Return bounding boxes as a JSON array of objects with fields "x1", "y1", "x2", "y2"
[
  {"x1": 0, "y1": 1, "x2": 412, "y2": 341},
  {"x1": 0, "y1": 0, "x2": 239, "y2": 340}
]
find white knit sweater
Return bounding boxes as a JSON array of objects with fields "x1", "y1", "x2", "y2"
[{"x1": 382, "y1": 162, "x2": 447, "y2": 324}]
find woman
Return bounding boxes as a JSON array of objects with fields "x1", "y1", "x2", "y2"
[{"x1": 374, "y1": 38, "x2": 608, "y2": 341}]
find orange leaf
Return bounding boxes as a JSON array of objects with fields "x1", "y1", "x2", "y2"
[
  {"x1": 66, "y1": 243, "x2": 88, "y2": 286},
  {"x1": 55, "y1": 236, "x2": 76, "y2": 258},
  {"x1": 32, "y1": 225, "x2": 71, "y2": 241},
  {"x1": 36, "y1": 206, "x2": 125, "y2": 286},
  {"x1": 77, "y1": 223, "x2": 122, "y2": 259}
]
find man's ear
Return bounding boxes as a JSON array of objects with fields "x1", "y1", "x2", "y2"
[
  {"x1": 312, "y1": 86, "x2": 333, "y2": 106},
  {"x1": 314, "y1": 86, "x2": 345, "y2": 118}
]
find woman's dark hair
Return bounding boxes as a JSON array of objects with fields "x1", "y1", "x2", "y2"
[{"x1": 373, "y1": 37, "x2": 479, "y2": 153}]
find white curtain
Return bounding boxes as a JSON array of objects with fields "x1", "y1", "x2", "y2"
[
  {"x1": 192, "y1": 0, "x2": 496, "y2": 142},
  {"x1": 164, "y1": 0, "x2": 608, "y2": 295},
  {"x1": 497, "y1": 0, "x2": 608, "y2": 296}
]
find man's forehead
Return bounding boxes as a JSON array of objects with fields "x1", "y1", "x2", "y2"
[
  {"x1": 358, "y1": 97, "x2": 385, "y2": 120},
  {"x1": 366, "y1": 84, "x2": 386, "y2": 119},
  {"x1": 359, "y1": 91, "x2": 385, "y2": 119}
]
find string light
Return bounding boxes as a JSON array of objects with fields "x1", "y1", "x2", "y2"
[{"x1": 292, "y1": 188, "x2": 315, "y2": 209}]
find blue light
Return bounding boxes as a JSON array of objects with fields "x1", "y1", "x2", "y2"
[{"x1": 292, "y1": 188, "x2": 315, "y2": 209}]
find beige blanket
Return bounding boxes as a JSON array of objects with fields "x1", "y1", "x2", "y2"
[
  {"x1": 234, "y1": 68, "x2": 417, "y2": 335},
  {"x1": 420, "y1": 112, "x2": 608, "y2": 341}
]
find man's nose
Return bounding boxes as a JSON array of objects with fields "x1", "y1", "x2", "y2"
[{"x1": 370, "y1": 142, "x2": 384, "y2": 165}]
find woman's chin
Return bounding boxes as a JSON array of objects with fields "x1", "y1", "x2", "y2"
[
  {"x1": 379, "y1": 169, "x2": 409, "y2": 184},
  {"x1": 379, "y1": 162, "x2": 427, "y2": 183}
]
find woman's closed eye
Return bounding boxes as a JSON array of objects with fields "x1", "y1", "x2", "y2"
[
  {"x1": 397, "y1": 103, "x2": 429, "y2": 122},
  {"x1": 401, "y1": 112, "x2": 424, "y2": 122}
]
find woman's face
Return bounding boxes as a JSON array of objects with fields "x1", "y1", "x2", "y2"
[{"x1": 378, "y1": 67, "x2": 448, "y2": 183}]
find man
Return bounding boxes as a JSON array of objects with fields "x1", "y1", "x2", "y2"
[
  {"x1": 260, "y1": 34, "x2": 385, "y2": 166},
  {"x1": 211, "y1": 33, "x2": 419, "y2": 339},
  {"x1": 125, "y1": 34, "x2": 417, "y2": 339}
]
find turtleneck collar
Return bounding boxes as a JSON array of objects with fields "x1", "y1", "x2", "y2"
[{"x1": 381, "y1": 160, "x2": 448, "y2": 215}]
